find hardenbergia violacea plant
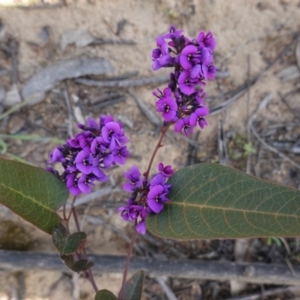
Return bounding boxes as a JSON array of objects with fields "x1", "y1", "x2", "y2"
[{"x1": 1, "y1": 26, "x2": 300, "y2": 300}]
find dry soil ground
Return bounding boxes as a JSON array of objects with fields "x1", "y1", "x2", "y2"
[{"x1": 1, "y1": 0, "x2": 300, "y2": 299}]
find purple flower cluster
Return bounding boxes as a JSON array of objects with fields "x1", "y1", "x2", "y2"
[
  {"x1": 48, "y1": 116, "x2": 129, "y2": 196},
  {"x1": 152, "y1": 25, "x2": 216, "y2": 136},
  {"x1": 118, "y1": 163, "x2": 173, "y2": 234}
]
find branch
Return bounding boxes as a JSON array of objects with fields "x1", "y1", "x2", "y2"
[{"x1": 1, "y1": 250, "x2": 300, "y2": 286}]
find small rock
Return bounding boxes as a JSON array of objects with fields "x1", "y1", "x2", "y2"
[
  {"x1": 276, "y1": 65, "x2": 300, "y2": 81},
  {"x1": 7, "y1": 115, "x2": 25, "y2": 134},
  {"x1": 3, "y1": 84, "x2": 21, "y2": 107},
  {"x1": 60, "y1": 29, "x2": 94, "y2": 50},
  {"x1": 74, "y1": 106, "x2": 85, "y2": 124}
]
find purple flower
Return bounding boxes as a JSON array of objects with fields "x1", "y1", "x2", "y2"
[
  {"x1": 48, "y1": 147, "x2": 66, "y2": 163},
  {"x1": 118, "y1": 205, "x2": 133, "y2": 221},
  {"x1": 174, "y1": 117, "x2": 194, "y2": 136},
  {"x1": 99, "y1": 115, "x2": 114, "y2": 128},
  {"x1": 78, "y1": 132, "x2": 94, "y2": 152},
  {"x1": 197, "y1": 31, "x2": 216, "y2": 50},
  {"x1": 207, "y1": 65, "x2": 216, "y2": 80},
  {"x1": 86, "y1": 118, "x2": 99, "y2": 130},
  {"x1": 123, "y1": 166, "x2": 143, "y2": 192},
  {"x1": 78, "y1": 174, "x2": 97, "y2": 194},
  {"x1": 136, "y1": 220, "x2": 146, "y2": 235},
  {"x1": 66, "y1": 173, "x2": 81, "y2": 196},
  {"x1": 150, "y1": 173, "x2": 172, "y2": 196},
  {"x1": 117, "y1": 205, "x2": 147, "y2": 234},
  {"x1": 117, "y1": 205, "x2": 141, "y2": 222},
  {"x1": 102, "y1": 121, "x2": 128, "y2": 151},
  {"x1": 147, "y1": 185, "x2": 169, "y2": 214},
  {"x1": 150, "y1": 26, "x2": 215, "y2": 136},
  {"x1": 162, "y1": 25, "x2": 183, "y2": 39},
  {"x1": 67, "y1": 136, "x2": 81, "y2": 148},
  {"x1": 156, "y1": 96, "x2": 178, "y2": 122},
  {"x1": 180, "y1": 45, "x2": 198, "y2": 70},
  {"x1": 75, "y1": 150, "x2": 94, "y2": 174},
  {"x1": 158, "y1": 162, "x2": 174, "y2": 177},
  {"x1": 150, "y1": 173, "x2": 166, "y2": 187},
  {"x1": 90, "y1": 137, "x2": 106, "y2": 154},
  {"x1": 178, "y1": 70, "x2": 204, "y2": 96},
  {"x1": 92, "y1": 160, "x2": 108, "y2": 182},
  {"x1": 113, "y1": 146, "x2": 129, "y2": 165},
  {"x1": 48, "y1": 115, "x2": 129, "y2": 196},
  {"x1": 152, "y1": 37, "x2": 175, "y2": 71},
  {"x1": 190, "y1": 107, "x2": 209, "y2": 129}
]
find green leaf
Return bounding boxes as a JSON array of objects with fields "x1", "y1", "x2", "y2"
[
  {"x1": 71, "y1": 259, "x2": 94, "y2": 272},
  {"x1": 123, "y1": 270, "x2": 144, "y2": 300},
  {"x1": 95, "y1": 290, "x2": 117, "y2": 300},
  {"x1": 0, "y1": 157, "x2": 69, "y2": 234},
  {"x1": 61, "y1": 254, "x2": 75, "y2": 270},
  {"x1": 52, "y1": 224, "x2": 87, "y2": 255},
  {"x1": 147, "y1": 163, "x2": 300, "y2": 239}
]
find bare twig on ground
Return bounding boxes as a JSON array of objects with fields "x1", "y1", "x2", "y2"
[
  {"x1": 285, "y1": 257, "x2": 296, "y2": 276},
  {"x1": 9, "y1": 39, "x2": 18, "y2": 84},
  {"x1": 14, "y1": 3, "x2": 65, "y2": 10},
  {"x1": 89, "y1": 38, "x2": 135, "y2": 46},
  {"x1": 210, "y1": 34, "x2": 297, "y2": 116},
  {"x1": 128, "y1": 89, "x2": 160, "y2": 126},
  {"x1": 219, "y1": 22, "x2": 288, "y2": 66},
  {"x1": 249, "y1": 94, "x2": 300, "y2": 170},
  {"x1": 186, "y1": 131, "x2": 200, "y2": 166},
  {"x1": 62, "y1": 89, "x2": 73, "y2": 138},
  {"x1": 100, "y1": 71, "x2": 139, "y2": 81},
  {"x1": 209, "y1": 89, "x2": 247, "y2": 116},
  {"x1": 278, "y1": 91, "x2": 300, "y2": 122},
  {"x1": 0, "y1": 98, "x2": 33, "y2": 121},
  {"x1": 218, "y1": 119, "x2": 228, "y2": 166},
  {"x1": 75, "y1": 74, "x2": 169, "y2": 89},
  {"x1": 296, "y1": 38, "x2": 300, "y2": 73},
  {"x1": 156, "y1": 277, "x2": 177, "y2": 300},
  {"x1": 59, "y1": 187, "x2": 121, "y2": 210},
  {"x1": 93, "y1": 95, "x2": 126, "y2": 110},
  {"x1": 246, "y1": 55, "x2": 252, "y2": 174},
  {"x1": 224, "y1": 286, "x2": 300, "y2": 300},
  {"x1": 2, "y1": 251, "x2": 300, "y2": 285}
]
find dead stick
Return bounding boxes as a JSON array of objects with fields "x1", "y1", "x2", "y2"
[
  {"x1": 75, "y1": 74, "x2": 169, "y2": 88},
  {"x1": 1, "y1": 250, "x2": 300, "y2": 286}
]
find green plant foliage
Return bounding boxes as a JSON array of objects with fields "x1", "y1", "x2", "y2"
[
  {"x1": 123, "y1": 270, "x2": 144, "y2": 300},
  {"x1": 71, "y1": 259, "x2": 94, "y2": 272},
  {"x1": 95, "y1": 290, "x2": 117, "y2": 300},
  {"x1": 61, "y1": 254, "x2": 75, "y2": 270},
  {"x1": 52, "y1": 224, "x2": 87, "y2": 255},
  {"x1": 0, "y1": 157, "x2": 69, "y2": 234},
  {"x1": 147, "y1": 163, "x2": 300, "y2": 239}
]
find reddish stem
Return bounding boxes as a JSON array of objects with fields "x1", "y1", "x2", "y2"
[
  {"x1": 119, "y1": 123, "x2": 172, "y2": 299},
  {"x1": 63, "y1": 204, "x2": 67, "y2": 221},
  {"x1": 69, "y1": 198, "x2": 99, "y2": 293},
  {"x1": 119, "y1": 229, "x2": 138, "y2": 300},
  {"x1": 144, "y1": 123, "x2": 171, "y2": 180}
]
